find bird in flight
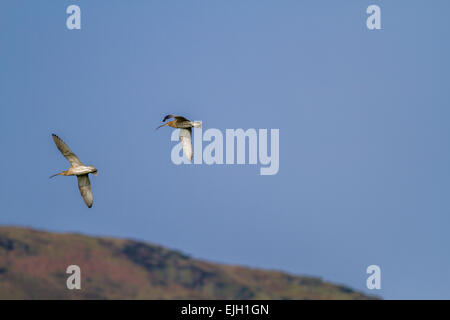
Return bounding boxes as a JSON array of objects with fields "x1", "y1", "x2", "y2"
[
  {"x1": 156, "y1": 115, "x2": 202, "y2": 162},
  {"x1": 50, "y1": 134, "x2": 98, "y2": 208}
]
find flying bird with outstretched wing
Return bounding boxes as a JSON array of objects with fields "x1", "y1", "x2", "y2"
[
  {"x1": 156, "y1": 115, "x2": 202, "y2": 162},
  {"x1": 50, "y1": 134, "x2": 98, "y2": 208}
]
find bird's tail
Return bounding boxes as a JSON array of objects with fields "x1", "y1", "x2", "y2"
[{"x1": 191, "y1": 121, "x2": 202, "y2": 128}]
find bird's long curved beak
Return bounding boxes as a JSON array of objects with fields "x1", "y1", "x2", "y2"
[
  {"x1": 156, "y1": 123, "x2": 168, "y2": 130},
  {"x1": 49, "y1": 173, "x2": 60, "y2": 179}
]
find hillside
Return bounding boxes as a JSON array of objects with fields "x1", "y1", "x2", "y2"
[{"x1": 0, "y1": 226, "x2": 376, "y2": 299}]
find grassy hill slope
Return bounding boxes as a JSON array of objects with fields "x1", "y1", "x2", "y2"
[{"x1": 0, "y1": 226, "x2": 376, "y2": 299}]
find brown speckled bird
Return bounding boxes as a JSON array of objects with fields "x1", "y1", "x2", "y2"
[
  {"x1": 50, "y1": 134, "x2": 98, "y2": 208},
  {"x1": 156, "y1": 115, "x2": 202, "y2": 162}
]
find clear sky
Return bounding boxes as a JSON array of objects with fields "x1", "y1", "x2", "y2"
[{"x1": 1, "y1": 1, "x2": 449, "y2": 299}]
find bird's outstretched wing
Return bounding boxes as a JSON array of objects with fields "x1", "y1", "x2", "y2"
[
  {"x1": 179, "y1": 128, "x2": 193, "y2": 161},
  {"x1": 162, "y1": 114, "x2": 189, "y2": 122},
  {"x1": 52, "y1": 134, "x2": 84, "y2": 167},
  {"x1": 77, "y1": 174, "x2": 93, "y2": 208}
]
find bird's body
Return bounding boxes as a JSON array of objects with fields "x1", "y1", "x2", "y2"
[
  {"x1": 54, "y1": 165, "x2": 97, "y2": 177},
  {"x1": 156, "y1": 115, "x2": 202, "y2": 162},
  {"x1": 158, "y1": 115, "x2": 201, "y2": 129},
  {"x1": 50, "y1": 134, "x2": 97, "y2": 208}
]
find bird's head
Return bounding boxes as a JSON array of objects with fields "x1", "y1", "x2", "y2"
[{"x1": 89, "y1": 166, "x2": 98, "y2": 176}]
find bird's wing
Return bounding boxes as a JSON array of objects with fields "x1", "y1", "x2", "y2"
[
  {"x1": 52, "y1": 134, "x2": 84, "y2": 167},
  {"x1": 162, "y1": 114, "x2": 189, "y2": 122},
  {"x1": 174, "y1": 116, "x2": 190, "y2": 122},
  {"x1": 179, "y1": 128, "x2": 193, "y2": 161},
  {"x1": 77, "y1": 174, "x2": 93, "y2": 208}
]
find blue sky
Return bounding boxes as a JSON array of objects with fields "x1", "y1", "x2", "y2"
[{"x1": 1, "y1": 1, "x2": 449, "y2": 299}]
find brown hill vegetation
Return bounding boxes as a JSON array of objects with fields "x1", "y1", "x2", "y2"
[{"x1": 0, "y1": 226, "x2": 377, "y2": 299}]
